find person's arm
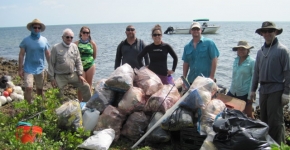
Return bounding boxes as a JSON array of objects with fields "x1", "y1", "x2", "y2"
[
  {"x1": 167, "y1": 44, "x2": 178, "y2": 74},
  {"x1": 209, "y1": 57, "x2": 218, "y2": 80},
  {"x1": 137, "y1": 45, "x2": 149, "y2": 68},
  {"x1": 114, "y1": 42, "x2": 123, "y2": 69},
  {"x1": 142, "y1": 41, "x2": 150, "y2": 66},
  {"x1": 282, "y1": 49, "x2": 290, "y2": 95},
  {"x1": 18, "y1": 48, "x2": 25, "y2": 79},
  {"x1": 48, "y1": 46, "x2": 57, "y2": 87},
  {"x1": 75, "y1": 46, "x2": 83, "y2": 77},
  {"x1": 45, "y1": 49, "x2": 50, "y2": 65},
  {"x1": 183, "y1": 62, "x2": 189, "y2": 78},
  {"x1": 91, "y1": 40, "x2": 97, "y2": 60},
  {"x1": 247, "y1": 59, "x2": 255, "y2": 100},
  {"x1": 251, "y1": 54, "x2": 259, "y2": 93}
]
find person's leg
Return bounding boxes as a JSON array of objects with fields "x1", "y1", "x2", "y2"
[
  {"x1": 69, "y1": 72, "x2": 91, "y2": 102},
  {"x1": 259, "y1": 93, "x2": 268, "y2": 123},
  {"x1": 34, "y1": 71, "x2": 45, "y2": 97},
  {"x1": 23, "y1": 73, "x2": 34, "y2": 103},
  {"x1": 85, "y1": 64, "x2": 95, "y2": 89},
  {"x1": 266, "y1": 90, "x2": 284, "y2": 144},
  {"x1": 77, "y1": 65, "x2": 95, "y2": 101},
  {"x1": 55, "y1": 74, "x2": 69, "y2": 99}
]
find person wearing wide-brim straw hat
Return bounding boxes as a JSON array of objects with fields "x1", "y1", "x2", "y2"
[
  {"x1": 26, "y1": 19, "x2": 46, "y2": 32},
  {"x1": 251, "y1": 21, "x2": 290, "y2": 144},
  {"x1": 18, "y1": 18, "x2": 50, "y2": 104},
  {"x1": 227, "y1": 40, "x2": 255, "y2": 119}
]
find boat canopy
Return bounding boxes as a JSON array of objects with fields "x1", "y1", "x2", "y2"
[{"x1": 193, "y1": 19, "x2": 209, "y2": 22}]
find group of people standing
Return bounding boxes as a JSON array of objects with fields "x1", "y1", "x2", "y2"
[
  {"x1": 18, "y1": 19, "x2": 96, "y2": 103},
  {"x1": 18, "y1": 18, "x2": 290, "y2": 145}
]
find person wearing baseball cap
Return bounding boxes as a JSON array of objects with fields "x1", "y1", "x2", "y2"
[
  {"x1": 182, "y1": 22, "x2": 219, "y2": 84},
  {"x1": 227, "y1": 41, "x2": 255, "y2": 119},
  {"x1": 18, "y1": 19, "x2": 50, "y2": 104},
  {"x1": 251, "y1": 21, "x2": 290, "y2": 144}
]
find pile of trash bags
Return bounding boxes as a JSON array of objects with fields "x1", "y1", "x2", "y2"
[
  {"x1": 54, "y1": 64, "x2": 277, "y2": 150},
  {"x1": 0, "y1": 75, "x2": 24, "y2": 106}
]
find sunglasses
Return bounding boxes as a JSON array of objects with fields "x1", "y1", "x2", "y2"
[
  {"x1": 191, "y1": 28, "x2": 200, "y2": 31},
  {"x1": 126, "y1": 28, "x2": 135, "y2": 31},
  {"x1": 153, "y1": 34, "x2": 162, "y2": 37},
  {"x1": 261, "y1": 29, "x2": 276, "y2": 33},
  {"x1": 82, "y1": 31, "x2": 90, "y2": 34},
  {"x1": 33, "y1": 27, "x2": 41, "y2": 30},
  {"x1": 65, "y1": 36, "x2": 73, "y2": 39}
]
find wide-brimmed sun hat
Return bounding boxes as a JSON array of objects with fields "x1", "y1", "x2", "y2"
[
  {"x1": 255, "y1": 21, "x2": 282, "y2": 35},
  {"x1": 191, "y1": 22, "x2": 201, "y2": 29},
  {"x1": 232, "y1": 41, "x2": 254, "y2": 51},
  {"x1": 26, "y1": 19, "x2": 46, "y2": 32}
]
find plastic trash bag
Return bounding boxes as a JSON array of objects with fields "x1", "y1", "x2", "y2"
[
  {"x1": 94, "y1": 105, "x2": 126, "y2": 141},
  {"x1": 199, "y1": 99, "x2": 226, "y2": 135},
  {"x1": 121, "y1": 112, "x2": 149, "y2": 141},
  {"x1": 94, "y1": 79, "x2": 115, "y2": 105},
  {"x1": 144, "y1": 84, "x2": 180, "y2": 113},
  {"x1": 145, "y1": 112, "x2": 171, "y2": 143},
  {"x1": 212, "y1": 108, "x2": 271, "y2": 150},
  {"x1": 134, "y1": 66, "x2": 163, "y2": 96},
  {"x1": 55, "y1": 100, "x2": 83, "y2": 130},
  {"x1": 161, "y1": 107, "x2": 195, "y2": 131},
  {"x1": 118, "y1": 87, "x2": 146, "y2": 115},
  {"x1": 86, "y1": 91, "x2": 110, "y2": 113},
  {"x1": 78, "y1": 128, "x2": 115, "y2": 150},
  {"x1": 179, "y1": 76, "x2": 217, "y2": 111},
  {"x1": 105, "y1": 63, "x2": 134, "y2": 92}
]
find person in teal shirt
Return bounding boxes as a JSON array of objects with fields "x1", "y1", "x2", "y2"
[
  {"x1": 227, "y1": 41, "x2": 255, "y2": 118},
  {"x1": 182, "y1": 22, "x2": 219, "y2": 84}
]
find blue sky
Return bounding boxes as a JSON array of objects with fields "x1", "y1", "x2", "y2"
[{"x1": 0, "y1": 0, "x2": 289, "y2": 27}]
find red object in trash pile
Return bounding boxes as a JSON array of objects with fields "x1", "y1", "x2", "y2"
[
  {"x1": 15, "y1": 126, "x2": 43, "y2": 143},
  {"x1": 216, "y1": 93, "x2": 246, "y2": 111}
]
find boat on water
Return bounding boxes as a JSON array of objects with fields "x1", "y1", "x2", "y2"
[{"x1": 164, "y1": 19, "x2": 220, "y2": 34}]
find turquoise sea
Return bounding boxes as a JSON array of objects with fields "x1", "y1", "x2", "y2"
[{"x1": 1, "y1": 21, "x2": 290, "y2": 98}]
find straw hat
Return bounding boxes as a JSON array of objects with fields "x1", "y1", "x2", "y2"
[
  {"x1": 255, "y1": 21, "x2": 282, "y2": 35},
  {"x1": 26, "y1": 19, "x2": 45, "y2": 32},
  {"x1": 232, "y1": 41, "x2": 254, "y2": 51}
]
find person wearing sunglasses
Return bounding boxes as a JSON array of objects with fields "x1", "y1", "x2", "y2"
[
  {"x1": 18, "y1": 19, "x2": 50, "y2": 104},
  {"x1": 48, "y1": 28, "x2": 91, "y2": 102},
  {"x1": 227, "y1": 41, "x2": 255, "y2": 119},
  {"x1": 182, "y1": 22, "x2": 219, "y2": 84},
  {"x1": 74, "y1": 26, "x2": 97, "y2": 101},
  {"x1": 114, "y1": 25, "x2": 149, "y2": 70},
  {"x1": 251, "y1": 21, "x2": 290, "y2": 144},
  {"x1": 137, "y1": 24, "x2": 178, "y2": 85}
]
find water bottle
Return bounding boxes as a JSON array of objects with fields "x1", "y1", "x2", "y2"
[{"x1": 82, "y1": 108, "x2": 100, "y2": 131}]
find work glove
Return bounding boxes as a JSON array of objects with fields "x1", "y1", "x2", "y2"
[
  {"x1": 281, "y1": 94, "x2": 290, "y2": 106},
  {"x1": 250, "y1": 92, "x2": 256, "y2": 102}
]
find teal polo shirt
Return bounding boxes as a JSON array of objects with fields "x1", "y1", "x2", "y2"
[
  {"x1": 229, "y1": 55, "x2": 255, "y2": 100},
  {"x1": 182, "y1": 36, "x2": 219, "y2": 83}
]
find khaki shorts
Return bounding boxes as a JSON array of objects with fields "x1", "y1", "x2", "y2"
[{"x1": 24, "y1": 71, "x2": 44, "y2": 89}]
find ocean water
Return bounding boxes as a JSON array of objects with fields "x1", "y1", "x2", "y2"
[{"x1": 1, "y1": 21, "x2": 290, "y2": 93}]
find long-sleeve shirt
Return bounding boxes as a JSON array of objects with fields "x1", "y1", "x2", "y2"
[
  {"x1": 137, "y1": 42, "x2": 178, "y2": 76},
  {"x1": 251, "y1": 38, "x2": 290, "y2": 95},
  {"x1": 229, "y1": 55, "x2": 255, "y2": 99},
  {"x1": 48, "y1": 42, "x2": 83, "y2": 79},
  {"x1": 114, "y1": 38, "x2": 149, "y2": 69}
]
